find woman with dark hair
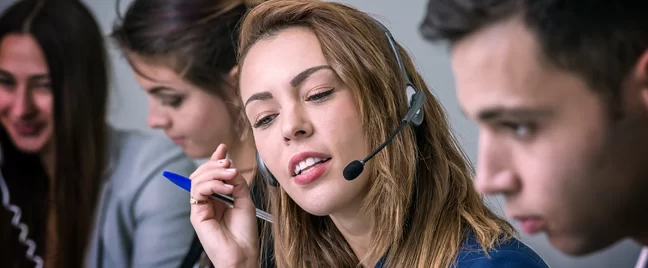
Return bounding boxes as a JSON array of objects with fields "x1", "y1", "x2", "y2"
[
  {"x1": 0, "y1": 0, "x2": 196, "y2": 267},
  {"x1": 111, "y1": 0, "x2": 271, "y2": 267}
]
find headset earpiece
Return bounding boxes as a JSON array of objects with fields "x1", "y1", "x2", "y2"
[{"x1": 406, "y1": 83, "x2": 425, "y2": 126}]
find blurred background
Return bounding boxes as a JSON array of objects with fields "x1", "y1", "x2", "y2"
[{"x1": 1, "y1": 0, "x2": 641, "y2": 267}]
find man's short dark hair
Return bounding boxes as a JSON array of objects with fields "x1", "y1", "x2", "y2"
[{"x1": 420, "y1": 0, "x2": 648, "y2": 113}]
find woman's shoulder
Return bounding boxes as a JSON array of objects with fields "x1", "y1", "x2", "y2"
[
  {"x1": 109, "y1": 128, "x2": 194, "y2": 168},
  {"x1": 105, "y1": 127, "x2": 196, "y2": 195},
  {"x1": 109, "y1": 127, "x2": 180, "y2": 156},
  {"x1": 455, "y1": 232, "x2": 549, "y2": 268}
]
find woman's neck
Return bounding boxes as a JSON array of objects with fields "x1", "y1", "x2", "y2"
[
  {"x1": 227, "y1": 136, "x2": 257, "y2": 184},
  {"x1": 329, "y1": 197, "x2": 374, "y2": 267}
]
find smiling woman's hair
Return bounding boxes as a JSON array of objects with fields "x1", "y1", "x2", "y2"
[
  {"x1": 0, "y1": 0, "x2": 109, "y2": 267},
  {"x1": 238, "y1": 0, "x2": 517, "y2": 267}
]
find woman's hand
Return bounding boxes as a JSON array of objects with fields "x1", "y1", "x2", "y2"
[{"x1": 189, "y1": 144, "x2": 259, "y2": 268}]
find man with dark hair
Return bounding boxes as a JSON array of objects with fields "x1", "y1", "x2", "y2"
[{"x1": 419, "y1": 0, "x2": 648, "y2": 266}]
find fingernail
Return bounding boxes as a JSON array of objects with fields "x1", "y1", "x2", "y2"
[
  {"x1": 225, "y1": 168, "x2": 236, "y2": 172},
  {"x1": 224, "y1": 184, "x2": 234, "y2": 189}
]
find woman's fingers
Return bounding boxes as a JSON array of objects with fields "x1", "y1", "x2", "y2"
[
  {"x1": 190, "y1": 144, "x2": 232, "y2": 180},
  {"x1": 190, "y1": 179, "x2": 233, "y2": 225},
  {"x1": 191, "y1": 168, "x2": 239, "y2": 186},
  {"x1": 190, "y1": 159, "x2": 232, "y2": 180},
  {"x1": 211, "y1": 144, "x2": 228, "y2": 160},
  {"x1": 224, "y1": 170, "x2": 255, "y2": 210},
  {"x1": 194, "y1": 179, "x2": 235, "y2": 197}
]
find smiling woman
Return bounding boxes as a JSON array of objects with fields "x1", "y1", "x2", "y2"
[
  {"x1": 0, "y1": 0, "x2": 197, "y2": 267},
  {"x1": 188, "y1": 1, "x2": 550, "y2": 268}
]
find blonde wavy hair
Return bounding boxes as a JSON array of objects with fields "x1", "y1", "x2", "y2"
[{"x1": 238, "y1": 1, "x2": 517, "y2": 267}]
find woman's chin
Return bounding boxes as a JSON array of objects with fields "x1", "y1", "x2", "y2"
[
  {"x1": 12, "y1": 137, "x2": 50, "y2": 154},
  {"x1": 300, "y1": 206, "x2": 332, "y2": 217},
  {"x1": 292, "y1": 196, "x2": 336, "y2": 216},
  {"x1": 181, "y1": 143, "x2": 215, "y2": 159}
]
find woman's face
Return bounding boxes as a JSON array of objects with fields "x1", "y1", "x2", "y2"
[
  {"x1": 130, "y1": 56, "x2": 238, "y2": 158},
  {"x1": 240, "y1": 27, "x2": 372, "y2": 216},
  {"x1": 0, "y1": 34, "x2": 54, "y2": 153}
]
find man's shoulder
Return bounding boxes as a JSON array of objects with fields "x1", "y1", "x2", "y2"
[{"x1": 455, "y1": 234, "x2": 549, "y2": 268}]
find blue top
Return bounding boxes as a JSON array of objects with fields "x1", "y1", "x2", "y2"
[{"x1": 376, "y1": 232, "x2": 548, "y2": 268}]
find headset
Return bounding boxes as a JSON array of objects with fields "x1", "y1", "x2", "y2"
[{"x1": 256, "y1": 17, "x2": 426, "y2": 187}]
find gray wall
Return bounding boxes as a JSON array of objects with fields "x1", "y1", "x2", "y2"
[
  {"x1": 2, "y1": 0, "x2": 642, "y2": 267},
  {"x1": 0, "y1": 0, "x2": 11, "y2": 14}
]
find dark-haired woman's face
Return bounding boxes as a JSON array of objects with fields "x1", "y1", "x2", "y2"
[
  {"x1": 130, "y1": 57, "x2": 237, "y2": 158},
  {"x1": 0, "y1": 34, "x2": 54, "y2": 153}
]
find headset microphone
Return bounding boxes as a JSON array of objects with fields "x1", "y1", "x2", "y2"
[
  {"x1": 342, "y1": 120, "x2": 409, "y2": 180},
  {"x1": 343, "y1": 90, "x2": 425, "y2": 180}
]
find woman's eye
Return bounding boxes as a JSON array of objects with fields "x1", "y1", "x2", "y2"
[
  {"x1": 161, "y1": 96, "x2": 184, "y2": 108},
  {"x1": 253, "y1": 114, "x2": 278, "y2": 128},
  {"x1": 305, "y1": 88, "x2": 334, "y2": 102}
]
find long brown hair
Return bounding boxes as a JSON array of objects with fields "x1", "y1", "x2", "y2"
[
  {"x1": 238, "y1": 1, "x2": 517, "y2": 267},
  {"x1": 0, "y1": 0, "x2": 108, "y2": 267}
]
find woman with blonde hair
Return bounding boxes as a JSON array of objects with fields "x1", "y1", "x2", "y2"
[{"x1": 189, "y1": 1, "x2": 549, "y2": 267}]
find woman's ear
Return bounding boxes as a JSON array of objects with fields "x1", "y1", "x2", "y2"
[
  {"x1": 223, "y1": 65, "x2": 240, "y2": 100},
  {"x1": 229, "y1": 65, "x2": 239, "y2": 81},
  {"x1": 226, "y1": 65, "x2": 250, "y2": 141}
]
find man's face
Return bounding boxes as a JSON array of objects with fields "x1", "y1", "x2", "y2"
[{"x1": 450, "y1": 17, "x2": 648, "y2": 255}]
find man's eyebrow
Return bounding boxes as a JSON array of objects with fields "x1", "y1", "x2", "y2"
[
  {"x1": 244, "y1": 91, "x2": 273, "y2": 107},
  {"x1": 477, "y1": 106, "x2": 554, "y2": 122}
]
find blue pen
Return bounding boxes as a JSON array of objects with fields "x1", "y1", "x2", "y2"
[{"x1": 162, "y1": 171, "x2": 273, "y2": 223}]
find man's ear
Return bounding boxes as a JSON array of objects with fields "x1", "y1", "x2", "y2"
[{"x1": 635, "y1": 50, "x2": 648, "y2": 111}]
